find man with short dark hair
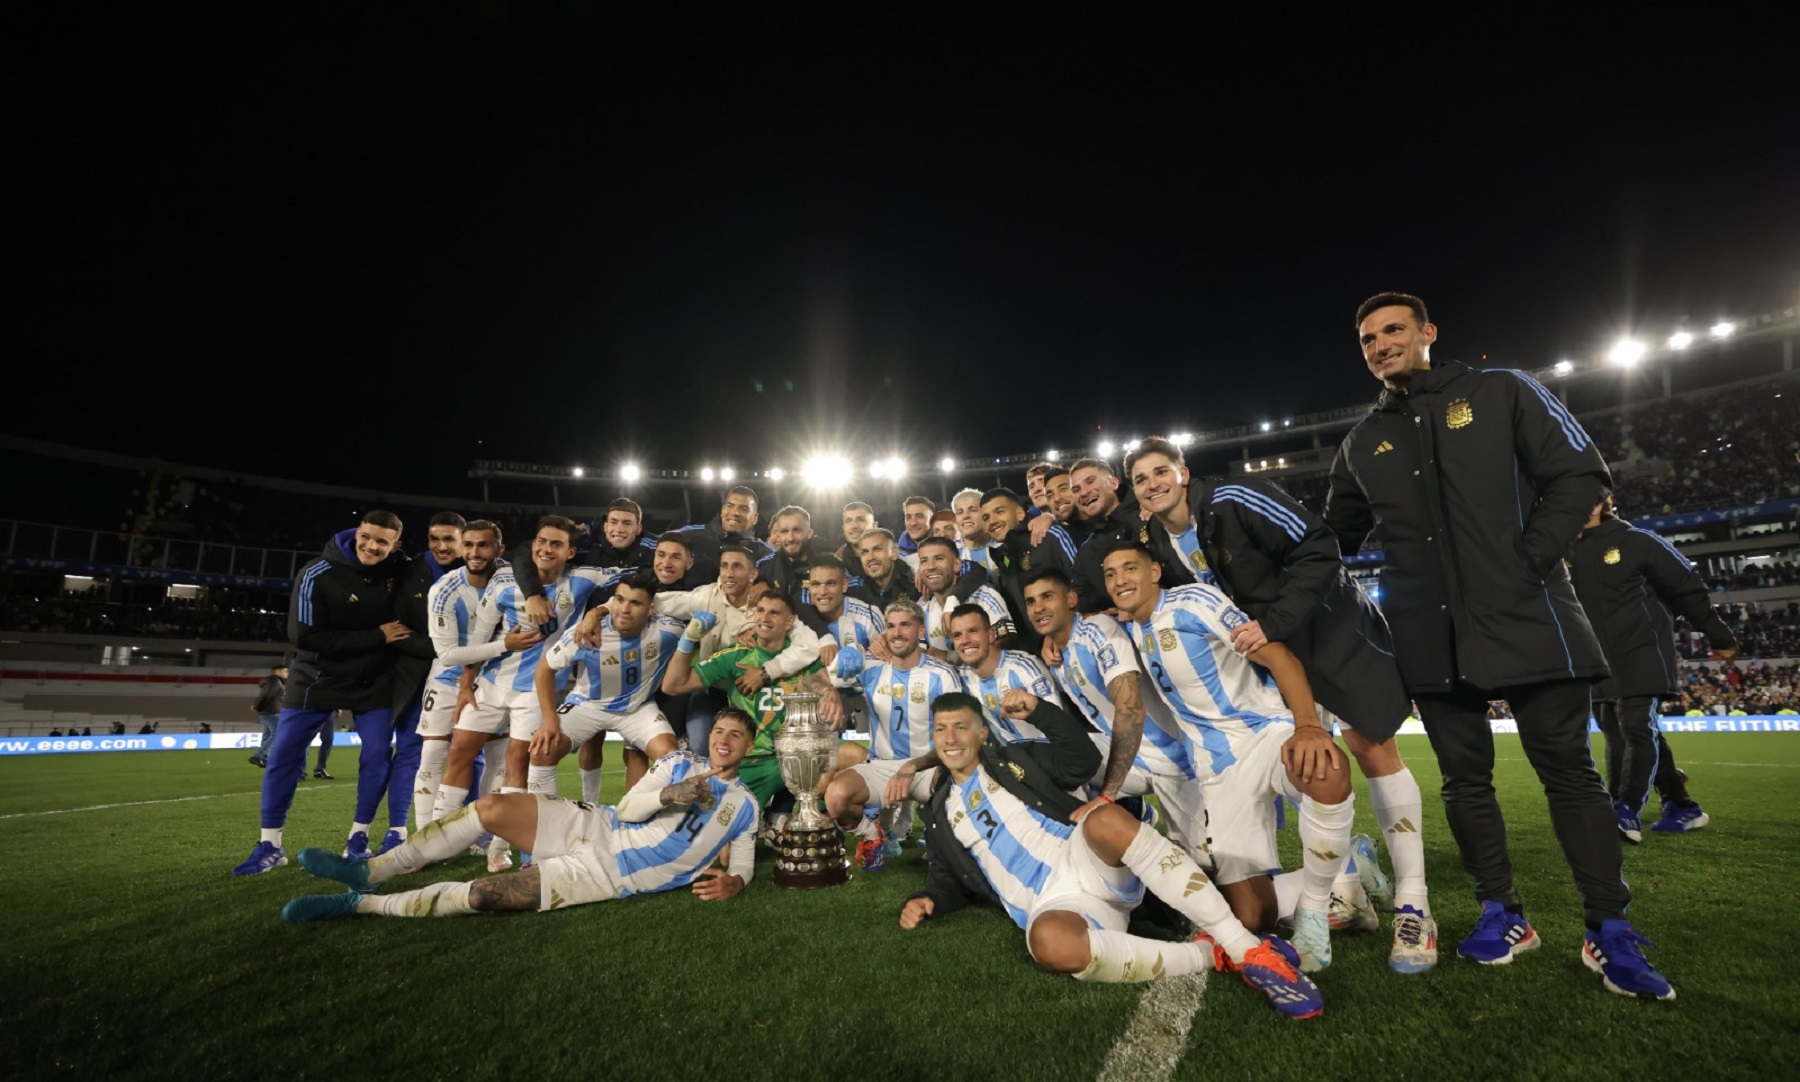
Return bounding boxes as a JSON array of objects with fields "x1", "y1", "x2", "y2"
[
  {"x1": 837, "y1": 501, "x2": 877, "y2": 580},
  {"x1": 917, "y1": 536, "x2": 1015, "y2": 660},
  {"x1": 1068, "y1": 458, "x2": 1141, "y2": 614},
  {"x1": 898, "y1": 496, "x2": 936, "y2": 567},
  {"x1": 899, "y1": 691, "x2": 1324, "y2": 1018},
  {"x1": 676, "y1": 486, "x2": 774, "y2": 585},
  {"x1": 849, "y1": 528, "x2": 918, "y2": 610},
  {"x1": 232, "y1": 510, "x2": 414, "y2": 877},
  {"x1": 1326, "y1": 291, "x2": 1669, "y2": 1000},
  {"x1": 981, "y1": 486, "x2": 1079, "y2": 655}
]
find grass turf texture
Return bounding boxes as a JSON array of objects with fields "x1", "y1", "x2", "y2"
[{"x1": 2, "y1": 734, "x2": 1795, "y2": 1082}]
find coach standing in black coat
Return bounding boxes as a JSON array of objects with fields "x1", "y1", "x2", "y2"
[
  {"x1": 1571, "y1": 496, "x2": 1735, "y2": 839},
  {"x1": 1327, "y1": 292, "x2": 1671, "y2": 1000}
]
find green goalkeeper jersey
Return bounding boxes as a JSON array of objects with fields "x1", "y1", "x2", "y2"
[{"x1": 693, "y1": 639, "x2": 824, "y2": 759}]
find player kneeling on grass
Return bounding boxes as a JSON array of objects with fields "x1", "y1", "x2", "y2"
[
  {"x1": 281, "y1": 709, "x2": 762, "y2": 921},
  {"x1": 898, "y1": 691, "x2": 1324, "y2": 1020}
]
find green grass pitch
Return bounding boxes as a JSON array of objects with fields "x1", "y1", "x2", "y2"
[{"x1": 3, "y1": 734, "x2": 1796, "y2": 1082}]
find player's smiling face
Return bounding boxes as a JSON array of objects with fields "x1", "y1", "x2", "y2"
[
  {"x1": 1129, "y1": 453, "x2": 1188, "y2": 518},
  {"x1": 719, "y1": 495, "x2": 757, "y2": 535},
  {"x1": 770, "y1": 514, "x2": 812, "y2": 556},
  {"x1": 709, "y1": 715, "x2": 753, "y2": 770},
  {"x1": 601, "y1": 511, "x2": 639, "y2": 549},
  {"x1": 752, "y1": 596, "x2": 794, "y2": 647},
  {"x1": 883, "y1": 610, "x2": 923, "y2": 658},
  {"x1": 949, "y1": 614, "x2": 993, "y2": 668},
  {"x1": 610, "y1": 585, "x2": 654, "y2": 636},
  {"x1": 353, "y1": 523, "x2": 400, "y2": 566},
  {"x1": 427, "y1": 525, "x2": 462, "y2": 567},
  {"x1": 1073, "y1": 467, "x2": 1119, "y2": 521},
  {"x1": 1046, "y1": 474, "x2": 1076, "y2": 522},
  {"x1": 1102, "y1": 549, "x2": 1161, "y2": 620},
  {"x1": 918, "y1": 546, "x2": 957, "y2": 594},
  {"x1": 461, "y1": 529, "x2": 500, "y2": 575},
  {"x1": 841, "y1": 508, "x2": 874, "y2": 545},
  {"x1": 532, "y1": 527, "x2": 573, "y2": 576},
  {"x1": 856, "y1": 535, "x2": 893, "y2": 579},
  {"x1": 717, "y1": 552, "x2": 752, "y2": 596},
  {"x1": 1023, "y1": 578, "x2": 1073, "y2": 638},
  {"x1": 653, "y1": 541, "x2": 692, "y2": 585},
  {"x1": 1026, "y1": 473, "x2": 1048, "y2": 510},
  {"x1": 980, "y1": 498, "x2": 1024, "y2": 542},
  {"x1": 953, "y1": 496, "x2": 987, "y2": 544},
  {"x1": 809, "y1": 566, "x2": 845, "y2": 617},
  {"x1": 932, "y1": 708, "x2": 986, "y2": 779},
  {"x1": 903, "y1": 503, "x2": 931, "y2": 541}
]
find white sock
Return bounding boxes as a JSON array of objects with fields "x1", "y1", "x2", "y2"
[
  {"x1": 369, "y1": 804, "x2": 486, "y2": 883},
  {"x1": 350, "y1": 821, "x2": 371, "y2": 838},
  {"x1": 357, "y1": 880, "x2": 476, "y2": 918},
  {"x1": 1115, "y1": 819, "x2": 1259, "y2": 961},
  {"x1": 480, "y1": 746, "x2": 508, "y2": 795},
  {"x1": 500, "y1": 785, "x2": 527, "y2": 795},
  {"x1": 1296, "y1": 795, "x2": 1355, "y2": 911},
  {"x1": 260, "y1": 828, "x2": 283, "y2": 847},
  {"x1": 581, "y1": 767, "x2": 603, "y2": 805},
  {"x1": 1367, "y1": 768, "x2": 1429, "y2": 912},
  {"x1": 527, "y1": 765, "x2": 558, "y2": 796},
  {"x1": 414, "y1": 740, "x2": 450, "y2": 828},
  {"x1": 1074, "y1": 929, "x2": 1210, "y2": 982},
  {"x1": 432, "y1": 784, "x2": 469, "y2": 824},
  {"x1": 1273, "y1": 869, "x2": 1303, "y2": 921}
]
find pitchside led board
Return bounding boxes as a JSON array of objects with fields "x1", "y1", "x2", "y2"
[{"x1": 2, "y1": 717, "x2": 1797, "y2": 756}]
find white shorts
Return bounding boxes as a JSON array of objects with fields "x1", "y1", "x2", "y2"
[
  {"x1": 528, "y1": 794, "x2": 622, "y2": 911},
  {"x1": 457, "y1": 683, "x2": 544, "y2": 740},
  {"x1": 1197, "y1": 722, "x2": 1298, "y2": 886},
  {"x1": 417, "y1": 684, "x2": 465, "y2": 739},
  {"x1": 1025, "y1": 821, "x2": 1146, "y2": 940},
  {"x1": 560, "y1": 699, "x2": 675, "y2": 753},
  {"x1": 844, "y1": 757, "x2": 940, "y2": 806}
]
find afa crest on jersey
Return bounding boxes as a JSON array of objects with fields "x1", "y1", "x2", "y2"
[
  {"x1": 1604, "y1": 548, "x2": 1622, "y2": 565},
  {"x1": 1157, "y1": 628, "x2": 1178, "y2": 653},
  {"x1": 1446, "y1": 399, "x2": 1474, "y2": 429}
]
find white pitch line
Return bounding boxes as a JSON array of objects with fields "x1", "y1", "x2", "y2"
[
  {"x1": 1494, "y1": 756, "x2": 1800, "y2": 769},
  {"x1": 0, "y1": 783, "x2": 352, "y2": 819},
  {"x1": 1095, "y1": 970, "x2": 1209, "y2": 1082}
]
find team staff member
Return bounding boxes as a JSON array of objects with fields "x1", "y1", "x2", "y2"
[
  {"x1": 1067, "y1": 457, "x2": 1142, "y2": 614},
  {"x1": 1325, "y1": 291, "x2": 1671, "y2": 1001},
  {"x1": 1570, "y1": 496, "x2": 1734, "y2": 839},
  {"x1": 232, "y1": 510, "x2": 413, "y2": 877},
  {"x1": 676, "y1": 486, "x2": 774, "y2": 585}
]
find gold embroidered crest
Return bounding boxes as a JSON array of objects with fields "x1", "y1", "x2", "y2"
[
  {"x1": 910, "y1": 687, "x2": 925, "y2": 704},
  {"x1": 1021, "y1": 551, "x2": 1031, "y2": 571},
  {"x1": 1158, "y1": 628, "x2": 1178, "y2": 653},
  {"x1": 1006, "y1": 762, "x2": 1025, "y2": 781},
  {"x1": 1446, "y1": 399, "x2": 1473, "y2": 429},
  {"x1": 1603, "y1": 547, "x2": 1622, "y2": 565},
  {"x1": 1139, "y1": 525, "x2": 1151, "y2": 544}
]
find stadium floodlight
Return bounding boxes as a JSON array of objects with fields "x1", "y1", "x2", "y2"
[
  {"x1": 701, "y1": 467, "x2": 716, "y2": 482},
  {"x1": 1097, "y1": 440, "x2": 1115, "y2": 457},
  {"x1": 768, "y1": 467, "x2": 785, "y2": 481},
  {"x1": 1045, "y1": 449, "x2": 1059, "y2": 462},
  {"x1": 571, "y1": 467, "x2": 585, "y2": 478},
  {"x1": 1282, "y1": 419, "x2": 1292, "y2": 427},
  {"x1": 939, "y1": 456, "x2": 956, "y2": 473},
  {"x1": 802, "y1": 455, "x2": 853, "y2": 489},
  {"x1": 1259, "y1": 422, "x2": 1271, "y2": 432},
  {"x1": 886, "y1": 457, "x2": 907, "y2": 479},
  {"x1": 1553, "y1": 360, "x2": 1574, "y2": 376},
  {"x1": 1607, "y1": 338, "x2": 1647, "y2": 367},
  {"x1": 620, "y1": 463, "x2": 642, "y2": 482},
  {"x1": 1172, "y1": 432, "x2": 1192, "y2": 448},
  {"x1": 1668, "y1": 331, "x2": 1695, "y2": 351},
  {"x1": 1710, "y1": 320, "x2": 1736, "y2": 340},
  {"x1": 869, "y1": 460, "x2": 887, "y2": 479},
  {"x1": 720, "y1": 467, "x2": 735, "y2": 482}
]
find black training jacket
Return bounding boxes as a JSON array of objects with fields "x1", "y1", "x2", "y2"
[
  {"x1": 284, "y1": 528, "x2": 409, "y2": 713},
  {"x1": 1325, "y1": 359, "x2": 1610, "y2": 693},
  {"x1": 1569, "y1": 517, "x2": 1736, "y2": 699}
]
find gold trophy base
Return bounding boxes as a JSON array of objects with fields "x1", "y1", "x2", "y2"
[{"x1": 771, "y1": 824, "x2": 850, "y2": 890}]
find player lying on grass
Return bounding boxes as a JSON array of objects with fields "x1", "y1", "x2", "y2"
[
  {"x1": 898, "y1": 690, "x2": 1325, "y2": 1020},
  {"x1": 280, "y1": 708, "x2": 762, "y2": 921}
]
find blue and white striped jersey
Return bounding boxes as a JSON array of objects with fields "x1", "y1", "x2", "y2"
[
  {"x1": 470, "y1": 566, "x2": 624, "y2": 693},
  {"x1": 947, "y1": 767, "x2": 1075, "y2": 929},
  {"x1": 840, "y1": 652, "x2": 961, "y2": 760},
  {"x1": 1167, "y1": 521, "x2": 1214, "y2": 585},
  {"x1": 924, "y1": 584, "x2": 1015, "y2": 654},
  {"x1": 1053, "y1": 613, "x2": 1193, "y2": 777},
  {"x1": 425, "y1": 565, "x2": 498, "y2": 690},
  {"x1": 959, "y1": 650, "x2": 1065, "y2": 744},
  {"x1": 959, "y1": 542, "x2": 994, "y2": 573},
  {"x1": 606, "y1": 752, "x2": 761, "y2": 898},
  {"x1": 822, "y1": 598, "x2": 886, "y2": 689},
  {"x1": 543, "y1": 613, "x2": 687, "y2": 712},
  {"x1": 1124, "y1": 584, "x2": 1293, "y2": 779}
]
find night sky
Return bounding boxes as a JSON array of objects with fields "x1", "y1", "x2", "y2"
[{"x1": 13, "y1": 8, "x2": 1799, "y2": 496}]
